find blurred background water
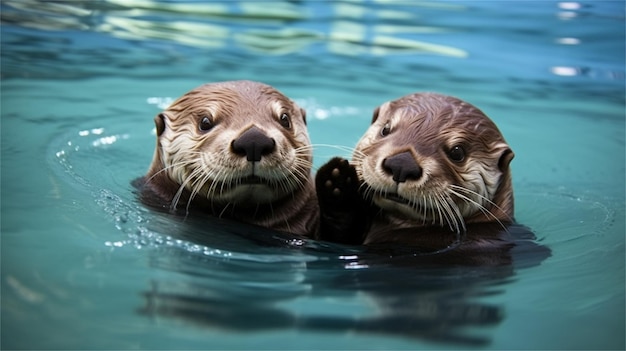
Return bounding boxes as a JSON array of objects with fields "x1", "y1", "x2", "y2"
[{"x1": 1, "y1": 0, "x2": 624, "y2": 349}]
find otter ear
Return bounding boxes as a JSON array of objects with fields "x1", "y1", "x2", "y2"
[
  {"x1": 371, "y1": 106, "x2": 381, "y2": 124},
  {"x1": 154, "y1": 113, "x2": 166, "y2": 136},
  {"x1": 300, "y1": 107, "x2": 307, "y2": 125},
  {"x1": 498, "y1": 147, "x2": 515, "y2": 172}
]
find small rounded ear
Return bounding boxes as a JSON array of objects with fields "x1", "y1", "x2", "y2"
[
  {"x1": 371, "y1": 106, "x2": 381, "y2": 124},
  {"x1": 498, "y1": 147, "x2": 515, "y2": 172},
  {"x1": 300, "y1": 107, "x2": 307, "y2": 125},
  {"x1": 154, "y1": 113, "x2": 166, "y2": 136}
]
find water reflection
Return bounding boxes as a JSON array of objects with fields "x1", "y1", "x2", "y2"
[
  {"x1": 135, "y1": 213, "x2": 549, "y2": 346},
  {"x1": 1, "y1": 0, "x2": 467, "y2": 57},
  {"x1": 2, "y1": 0, "x2": 623, "y2": 90},
  {"x1": 555, "y1": 37, "x2": 580, "y2": 45}
]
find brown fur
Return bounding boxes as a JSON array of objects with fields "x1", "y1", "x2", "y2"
[
  {"x1": 353, "y1": 93, "x2": 514, "y2": 245},
  {"x1": 135, "y1": 80, "x2": 319, "y2": 237}
]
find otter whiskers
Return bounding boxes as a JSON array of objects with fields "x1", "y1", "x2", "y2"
[
  {"x1": 448, "y1": 184, "x2": 510, "y2": 232},
  {"x1": 360, "y1": 180, "x2": 467, "y2": 238}
]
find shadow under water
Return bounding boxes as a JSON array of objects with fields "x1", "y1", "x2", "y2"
[{"x1": 136, "y1": 211, "x2": 550, "y2": 346}]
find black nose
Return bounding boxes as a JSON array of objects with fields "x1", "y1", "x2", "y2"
[
  {"x1": 382, "y1": 151, "x2": 422, "y2": 183},
  {"x1": 231, "y1": 126, "x2": 276, "y2": 162}
]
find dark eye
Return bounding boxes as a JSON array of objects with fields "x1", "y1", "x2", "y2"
[
  {"x1": 279, "y1": 113, "x2": 291, "y2": 129},
  {"x1": 198, "y1": 116, "x2": 213, "y2": 131},
  {"x1": 448, "y1": 145, "x2": 465, "y2": 162},
  {"x1": 381, "y1": 122, "x2": 391, "y2": 137}
]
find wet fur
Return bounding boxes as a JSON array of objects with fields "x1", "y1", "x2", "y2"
[
  {"x1": 134, "y1": 80, "x2": 319, "y2": 237},
  {"x1": 316, "y1": 93, "x2": 532, "y2": 258}
]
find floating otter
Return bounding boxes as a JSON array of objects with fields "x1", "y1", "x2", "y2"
[
  {"x1": 134, "y1": 80, "x2": 319, "y2": 237},
  {"x1": 316, "y1": 92, "x2": 538, "y2": 263}
]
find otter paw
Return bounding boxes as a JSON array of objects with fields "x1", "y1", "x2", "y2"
[{"x1": 316, "y1": 157, "x2": 359, "y2": 206}]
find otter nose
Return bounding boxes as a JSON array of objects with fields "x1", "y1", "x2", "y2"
[
  {"x1": 231, "y1": 126, "x2": 276, "y2": 162},
  {"x1": 382, "y1": 151, "x2": 422, "y2": 183}
]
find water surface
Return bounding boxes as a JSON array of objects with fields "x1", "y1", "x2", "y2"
[{"x1": 1, "y1": 1, "x2": 624, "y2": 349}]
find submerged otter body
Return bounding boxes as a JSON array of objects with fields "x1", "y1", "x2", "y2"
[
  {"x1": 135, "y1": 80, "x2": 319, "y2": 237},
  {"x1": 316, "y1": 92, "x2": 530, "y2": 259}
]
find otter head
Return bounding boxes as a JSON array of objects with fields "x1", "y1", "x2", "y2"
[
  {"x1": 353, "y1": 93, "x2": 514, "y2": 233},
  {"x1": 148, "y1": 80, "x2": 311, "y2": 210}
]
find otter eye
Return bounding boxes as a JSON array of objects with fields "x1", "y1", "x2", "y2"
[
  {"x1": 198, "y1": 116, "x2": 213, "y2": 131},
  {"x1": 381, "y1": 122, "x2": 391, "y2": 137},
  {"x1": 448, "y1": 145, "x2": 465, "y2": 162},
  {"x1": 279, "y1": 113, "x2": 291, "y2": 129}
]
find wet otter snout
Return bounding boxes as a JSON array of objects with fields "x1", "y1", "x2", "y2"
[
  {"x1": 231, "y1": 126, "x2": 276, "y2": 162},
  {"x1": 382, "y1": 151, "x2": 423, "y2": 183}
]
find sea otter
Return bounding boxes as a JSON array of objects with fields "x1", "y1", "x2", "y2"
[
  {"x1": 134, "y1": 80, "x2": 319, "y2": 237},
  {"x1": 316, "y1": 92, "x2": 533, "y2": 263}
]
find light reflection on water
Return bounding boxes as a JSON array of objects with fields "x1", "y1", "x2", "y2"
[
  {"x1": 1, "y1": 0, "x2": 624, "y2": 350},
  {"x1": 1, "y1": 0, "x2": 469, "y2": 56}
]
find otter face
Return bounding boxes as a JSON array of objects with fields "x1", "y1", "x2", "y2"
[
  {"x1": 353, "y1": 93, "x2": 514, "y2": 233},
  {"x1": 154, "y1": 80, "x2": 311, "y2": 208}
]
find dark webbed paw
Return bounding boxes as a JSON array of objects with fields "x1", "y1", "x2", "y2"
[
  {"x1": 316, "y1": 157, "x2": 360, "y2": 208},
  {"x1": 315, "y1": 157, "x2": 366, "y2": 245}
]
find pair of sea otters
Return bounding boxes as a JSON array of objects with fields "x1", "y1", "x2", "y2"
[{"x1": 135, "y1": 80, "x2": 533, "y2": 262}]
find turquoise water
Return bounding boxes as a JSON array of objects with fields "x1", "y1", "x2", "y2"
[{"x1": 1, "y1": 1, "x2": 624, "y2": 349}]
